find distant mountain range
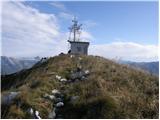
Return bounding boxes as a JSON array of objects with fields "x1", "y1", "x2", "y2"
[
  {"x1": 1, "y1": 56, "x2": 159, "y2": 76},
  {"x1": 120, "y1": 61, "x2": 159, "y2": 76},
  {"x1": 1, "y1": 56, "x2": 40, "y2": 75}
]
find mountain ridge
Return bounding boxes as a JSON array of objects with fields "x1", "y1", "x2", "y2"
[
  {"x1": 1, "y1": 54, "x2": 158, "y2": 119},
  {"x1": 1, "y1": 56, "x2": 40, "y2": 75},
  {"x1": 118, "y1": 60, "x2": 159, "y2": 76}
]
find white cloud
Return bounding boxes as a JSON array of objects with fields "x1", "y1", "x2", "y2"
[
  {"x1": 50, "y1": 2, "x2": 67, "y2": 11},
  {"x1": 81, "y1": 31, "x2": 94, "y2": 42},
  {"x1": 1, "y1": 1, "x2": 93, "y2": 58},
  {"x1": 67, "y1": 30, "x2": 94, "y2": 42},
  {"x1": 58, "y1": 12, "x2": 73, "y2": 20},
  {"x1": 89, "y1": 42, "x2": 158, "y2": 62},
  {"x1": 2, "y1": 1, "x2": 68, "y2": 57},
  {"x1": 2, "y1": 2, "x2": 158, "y2": 62}
]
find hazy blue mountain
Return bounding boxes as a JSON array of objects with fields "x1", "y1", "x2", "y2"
[
  {"x1": 120, "y1": 61, "x2": 159, "y2": 76},
  {"x1": 1, "y1": 56, "x2": 40, "y2": 75}
]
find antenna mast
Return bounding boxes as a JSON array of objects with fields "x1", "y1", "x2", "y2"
[{"x1": 69, "y1": 17, "x2": 82, "y2": 42}]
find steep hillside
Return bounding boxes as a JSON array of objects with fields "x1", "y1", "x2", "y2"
[
  {"x1": 125, "y1": 61, "x2": 159, "y2": 76},
  {"x1": 1, "y1": 54, "x2": 159, "y2": 119},
  {"x1": 1, "y1": 56, "x2": 40, "y2": 75}
]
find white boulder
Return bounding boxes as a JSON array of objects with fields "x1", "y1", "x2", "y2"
[
  {"x1": 29, "y1": 108, "x2": 34, "y2": 115},
  {"x1": 55, "y1": 75, "x2": 61, "y2": 80},
  {"x1": 56, "y1": 102, "x2": 64, "y2": 107},
  {"x1": 70, "y1": 55, "x2": 75, "y2": 58},
  {"x1": 84, "y1": 70, "x2": 90, "y2": 75},
  {"x1": 70, "y1": 55, "x2": 73, "y2": 58},
  {"x1": 60, "y1": 78, "x2": 67, "y2": 82},
  {"x1": 35, "y1": 110, "x2": 41, "y2": 119},
  {"x1": 49, "y1": 95, "x2": 56, "y2": 100},
  {"x1": 52, "y1": 89, "x2": 60, "y2": 95}
]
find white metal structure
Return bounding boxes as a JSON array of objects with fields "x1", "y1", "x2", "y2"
[{"x1": 68, "y1": 17, "x2": 89, "y2": 55}]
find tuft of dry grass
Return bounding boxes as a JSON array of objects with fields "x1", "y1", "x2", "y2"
[{"x1": 1, "y1": 54, "x2": 159, "y2": 118}]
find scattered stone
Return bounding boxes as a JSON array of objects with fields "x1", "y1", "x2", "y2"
[
  {"x1": 70, "y1": 54, "x2": 75, "y2": 58},
  {"x1": 70, "y1": 67, "x2": 90, "y2": 81},
  {"x1": 55, "y1": 75, "x2": 61, "y2": 80},
  {"x1": 52, "y1": 89, "x2": 61, "y2": 95},
  {"x1": 56, "y1": 102, "x2": 64, "y2": 107},
  {"x1": 43, "y1": 93, "x2": 57, "y2": 101},
  {"x1": 70, "y1": 71, "x2": 84, "y2": 80},
  {"x1": 84, "y1": 70, "x2": 90, "y2": 75},
  {"x1": 56, "y1": 75, "x2": 68, "y2": 82},
  {"x1": 29, "y1": 108, "x2": 34, "y2": 115},
  {"x1": 49, "y1": 95, "x2": 56, "y2": 100},
  {"x1": 60, "y1": 78, "x2": 67, "y2": 82},
  {"x1": 35, "y1": 110, "x2": 41, "y2": 119},
  {"x1": 48, "y1": 109, "x2": 56, "y2": 119},
  {"x1": 28, "y1": 108, "x2": 36, "y2": 118},
  {"x1": 70, "y1": 55, "x2": 73, "y2": 58}
]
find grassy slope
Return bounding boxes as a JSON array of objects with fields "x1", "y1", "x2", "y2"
[{"x1": 1, "y1": 54, "x2": 159, "y2": 119}]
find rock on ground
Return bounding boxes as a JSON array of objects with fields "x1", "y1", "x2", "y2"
[
  {"x1": 48, "y1": 109, "x2": 56, "y2": 119},
  {"x1": 56, "y1": 102, "x2": 64, "y2": 107}
]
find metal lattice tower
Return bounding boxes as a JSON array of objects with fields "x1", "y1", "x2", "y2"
[{"x1": 68, "y1": 17, "x2": 82, "y2": 42}]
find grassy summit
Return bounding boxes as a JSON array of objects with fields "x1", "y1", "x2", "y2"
[{"x1": 1, "y1": 54, "x2": 159, "y2": 119}]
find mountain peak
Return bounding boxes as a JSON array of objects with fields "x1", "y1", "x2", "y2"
[{"x1": 1, "y1": 54, "x2": 158, "y2": 119}]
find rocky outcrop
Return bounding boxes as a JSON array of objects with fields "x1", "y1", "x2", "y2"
[{"x1": 70, "y1": 67, "x2": 90, "y2": 81}]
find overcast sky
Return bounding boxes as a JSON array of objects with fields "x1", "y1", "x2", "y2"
[{"x1": 1, "y1": 1, "x2": 158, "y2": 62}]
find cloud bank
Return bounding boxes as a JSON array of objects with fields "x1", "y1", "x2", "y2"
[
  {"x1": 89, "y1": 42, "x2": 158, "y2": 62},
  {"x1": 2, "y1": 1, "x2": 68, "y2": 57},
  {"x1": 2, "y1": 1, "x2": 93, "y2": 57},
  {"x1": 1, "y1": 1, "x2": 158, "y2": 62},
  {"x1": 50, "y1": 2, "x2": 67, "y2": 11}
]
